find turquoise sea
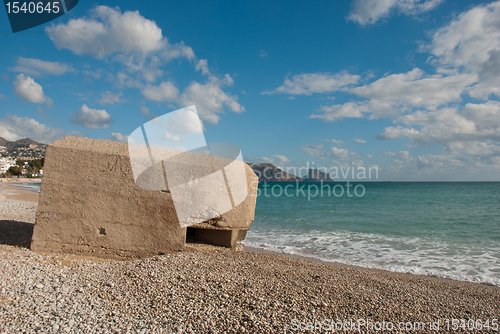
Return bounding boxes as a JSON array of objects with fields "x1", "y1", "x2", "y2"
[{"x1": 243, "y1": 182, "x2": 500, "y2": 286}]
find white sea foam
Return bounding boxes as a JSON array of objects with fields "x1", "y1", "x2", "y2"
[{"x1": 243, "y1": 229, "x2": 500, "y2": 287}]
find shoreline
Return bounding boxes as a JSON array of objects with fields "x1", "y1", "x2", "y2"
[
  {"x1": 3, "y1": 178, "x2": 498, "y2": 288},
  {"x1": 0, "y1": 179, "x2": 39, "y2": 202}
]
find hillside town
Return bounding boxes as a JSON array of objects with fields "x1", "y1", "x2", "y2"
[{"x1": 0, "y1": 137, "x2": 46, "y2": 178}]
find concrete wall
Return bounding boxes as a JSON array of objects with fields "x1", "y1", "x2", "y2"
[{"x1": 31, "y1": 137, "x2": 185, "y2": 258}]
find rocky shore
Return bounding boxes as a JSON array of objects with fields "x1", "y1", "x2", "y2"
[{"x1": 0, "y1": 183, "x2": 499, "y2": 333}]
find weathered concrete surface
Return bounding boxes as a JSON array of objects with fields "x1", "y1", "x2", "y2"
[
  {"x1": 31, "y1": 136, "x2": 185, "y2": 258},
  {"x1": 31, "y1": 136, "x2": 258, "y2": 257}
]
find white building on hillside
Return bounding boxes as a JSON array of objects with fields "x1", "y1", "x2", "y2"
[{"x1": 0, "y1": 157, "x2": 16, "y2": 173}]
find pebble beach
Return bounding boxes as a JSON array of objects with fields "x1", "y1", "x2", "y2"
[{"x1": 0, "y1": 182, "x2": 499, "y2": 333}]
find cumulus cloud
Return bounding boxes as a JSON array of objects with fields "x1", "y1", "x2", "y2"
[
  {"x1": 11, "y1": 57, "x2": 74, "y2": 76},
  {"x1": 141, "y1": 81, "x2": 179, "y2": 102},
  {"x1": 298, "y1": 144, "x2": 328, "y2": 159},
  {"x1": 139, "y1": 106, "x2": 157, "y2": 120},
  {"x1": 13, "y1": 74, "x2": 53, "y2": 106},
  {"x1": 162, "y1": 130, "x2": 182, "y2": 142},
  {"x1": 322, "y1": 139, "x2": 344, "y2": 144},
  {"x1": 424, "y1": 1, "x2": 500, "y2": 100},
  {"x1": 310, "y1": 101, "x2": 371, "y2": 122},
  {"x1": 111, "y1": 72, "x2": 142, "y2": 89},
  {"x1": 178, "y1": 76, "x2": 244, "y2": 124},
  {"x1": 195, "y1": 59, "x2": 210, "y2": 76},
  {"x1": 256, "y1": 155, "x2": 291, "y2": 165},
  {"x1": 263, "y1": 71, "x2": 361, "y2": 95},
  {"x1": 377, "y1": 102, "x2": 500, "y2": 155},
  {"x1": 45, "y1": 5, "x2": 196, "y2": 80},
  {"x1": 427, "y1": 1, "x2": 500, "y2": 69},
  {"x1": 163, "y1": 108, "x2": 203, "y2": 135},
  {"x1": 311, "y1": 69, "x2": 477, "y2": 122},
  {"x1": 71, "y1": 104, "x2": 113, "y2": 129},
  {"x1": 330, "y1": 146, "x2": 358, "y2": 160},
  {"x1": 97, "y1": 91, "x2": 123, "y2": 105},
  {"x1": 351, "y1": 69, "x2": 476, "y2": 107},
  {"x1": 46, "y1": 6, "x2": 165, "y2": 58},
  {"x1": 347, "y1": 0, "x2": 443, "y2": 26},
  {"x1": 0, "y1": 114, "x2": 78, "y2": 143},
  {"x1": 299, "y1": 144, "x2": 359, "y2": 161},
  {"x1": 355, "y1": 138, "x2": 367, "y2": 143},
  {"x1": 43, "y1": 5, "x2": 243, "y2": 127},
  {"x1": 111, "y1": 132, "x2": 129, "y2": 143},
  {"x1": 312, "y1": 2, "x2": 500, "y2": 124}
]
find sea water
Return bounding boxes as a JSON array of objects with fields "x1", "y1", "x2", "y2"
[
  {"x1": 243, "y1": 182, "x2": 500, "y2": 286},
  {"x1": 11, "y1": 182, "x2": 41, "y2": 193}
]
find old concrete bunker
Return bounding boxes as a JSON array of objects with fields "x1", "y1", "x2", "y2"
[{"x1": 31, "y1": 136, "x2": 258, "y2": 258}]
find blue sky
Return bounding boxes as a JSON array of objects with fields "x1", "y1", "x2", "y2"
[{"x1": 1, "y1": 0, "x2": 500, "y2": 181}]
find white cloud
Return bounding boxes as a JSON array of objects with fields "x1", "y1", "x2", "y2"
[
  {"x1": 83, "y1": 69, "x2": 102, "y2": 80},
  {"x1": 0, "y1": 114, "x2": 78, "y2": 143},
  {"x1": 377, "y1": 126, "x2": 420, "y2": 140},
  {"x1": 141, "y1": 81, "x2": 179, "y2": 102},
  {"x1": 195, "y1": 59, "x2": 210, "y2": 76},
  {"x1": 264, "y1": 71, "x2": 361, "y2": 95},
  {"x1": 162, "y1": 130, "x2": 182, "y2": 142},
  {"x1": 164, "y1": 108, "x2": 203, "y2": 135},
  {"x1": 97, "y1": 91, "x2": 123, "y2": 105},
  {"x1": 162, "y1": 41, "x2": 195, "y2": 62},
  {"x1": 425, "y1": 1, "x2": 500, "y2": 99},
  {"x1": 299, "y1": 143, "x2": 359, "y2": 161},
  {"x1": 11, "y1": 57, "x2": 74, "y2": 76},
  {"x1": 385, "y1": 150, "x2": 413, "y2": 161},
  {"x1": 347, "y1": 0, "x2": 443, "y2": 26},
  {"x1": 111, "y1": 72, "x2": 142, "y2": 89},
  {"x1": 298, "y1": 144, "x2": 328, "y2": 159},
  {"x1": 259, "y1": 50, "x2": 268, "y2": 58},
  {"x1": 178, "y1": 77, "x2": 244, "y2": 124},
  {"x1": 311, "y1": 69, "x2": 477, "y2": 122},
  {"x1": 13, "y1": 74, "x2": 53, "y2": 106},
  {"x1": 330, "y1": 146, "x2": 358, "y2": 160},
  {"x1": 355, "y1": 138, "x2": 367, "y2": 143},
  {"x1": 45, "y1": 5, "x2": 196, "y2": 81},
  {"x1": 377, "y1": 102, "x2": 500, "y2": 154},
  {"x1": 46, "y1": 6, "x2": 165, "y2": 58},
  {"x1": 71, "y1": 104, "x2": 113, "y2": 129},
  {"x1": 310, "y1": 101, "x2": 370, "y2": 122},
  {"x1": 427, "y1": 1, "x2": 500, "y2": 69},
  {"x1": 322, "y1": 138, "x2": 344, "y2": 144},
  {"x1": 111, "y1": 132, "x2": 129, "y2": 143},
  {"x1": 139, "y1": 106, "x2": 157, "y2": 120},
  {"x1": 257, "y1": 155, "x2": 291, "y2": 165},
  {"x1": 140, "y1": 75, "x2": 243, "y2": 125},
  {"x1": 350, "y1": 68, "x2": 476, "y2": 107}
]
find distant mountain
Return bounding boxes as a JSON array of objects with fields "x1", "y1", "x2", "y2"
[
  {"x1": 247, "y1": 163, "x2": 335, "y2": 182},
  {"x1": 0, "y1": 137, "x2": 47, "y2": 160},
  {"x1": 247, "y1": 162, "x2": 303, "y2": 182},
  {"x1": 303, "y1": 168, "x2": 334, "y2": 182}
]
